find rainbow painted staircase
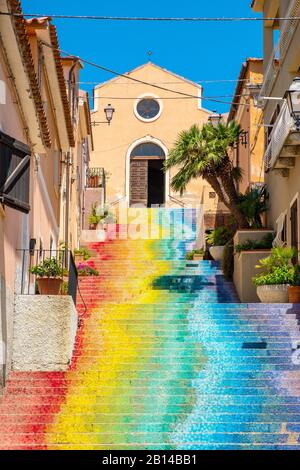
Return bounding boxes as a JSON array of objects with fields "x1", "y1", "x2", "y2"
[{"x1": 1, "y1": 208, "x2": 300, "y2": 449}]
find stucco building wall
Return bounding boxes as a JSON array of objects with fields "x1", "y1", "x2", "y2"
[
  {"x1": 0, "y1": 51, "x2": 31, "y2": 383},
  {"x1": 13, "y1": 295, "x2": 78, "y2": 371},
  {"x1": 228, "y1": 59, "x2": 264, "y2": 195}
]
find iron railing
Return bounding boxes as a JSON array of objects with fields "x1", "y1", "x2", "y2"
[
  {"x1": 16, "y1": 249, "x2": 78, "y2": 306},
  {"x1": 68, "y1": 251, "x2": 78, "y2": 306},
  {"x1": 264, "y1": 101, "x2": 294, "y2": 170},
  {"x1": 168, "y1": 195, "x2": 185, "y2": 208}
]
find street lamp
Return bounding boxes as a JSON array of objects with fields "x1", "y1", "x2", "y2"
[
  {"x1": 104, "y1": 103, "x2": 115, "y2": 125},
  {"x1": 91, "y1": 103, "x2": 115, "y2": 126},
  {"x1": 208, "y1": 111, "x2": 222, "y2": 127},
  {"x1": 285, "y1": 77, "x2": 300, "y2": 130},
  {"x1": 246, "y1": 82, "x2": 263, "y2": 108}
]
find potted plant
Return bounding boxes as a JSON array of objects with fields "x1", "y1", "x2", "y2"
[
  {"x1": 98, "y1": 206, "x2": 117, "y2": 230},
  {"x1": 235, "y1": 232, "x2": 274, "y2": 254},
  {"x1": 193, "y1": 249, "x2": 204, "y2": 261},
  {"x1": 288, "y1": 265, "x2": 300, "y2": 303},
  {"x1": 30, "y1": 257, "x2": 65, "y2": 295},
  {"x1": 252, "y1": 247, "x2": 296, "y2": 303},
  {"x1": 186, "y1": 249, "x2": 204, "y2": 261},
  {"x1": 77, "y1": 261, "x2": 99, "y2": 277},
  {"x1": 237, "y1": 185, "x2": 269, "y2": 229},
  {"x1": 206, "y1": 226, "x2": 233, "y2": 261},
  {"x1": 89, "y1": 203, "x2": 101, "y2": 230},
  {"x1": 74, "y1": 247, "x2": 91, "y2": 263}
]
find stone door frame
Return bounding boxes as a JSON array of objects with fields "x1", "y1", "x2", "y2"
[{"x1": 125, "y1": 136, "x2": 169, "y2": 207}]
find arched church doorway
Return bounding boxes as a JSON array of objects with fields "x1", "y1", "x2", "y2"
[{"x1": 129, "y1": 142, "x2": 166, "y2": 207}]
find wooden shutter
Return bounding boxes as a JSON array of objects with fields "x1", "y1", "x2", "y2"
[
  {"x1": 0, "y1": 131, "x2": 31, "y2": 213},
  {"x1": 130, "y1": 160, "x2": 148, "y2": 206}
]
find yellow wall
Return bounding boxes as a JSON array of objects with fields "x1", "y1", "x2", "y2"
[{"x1": 230, "y1": 60, "x2": 264, "y2": 195}]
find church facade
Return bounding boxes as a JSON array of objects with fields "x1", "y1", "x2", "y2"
[{"x1": 91, "y1": 63, "x2": 227, "y2": 224}]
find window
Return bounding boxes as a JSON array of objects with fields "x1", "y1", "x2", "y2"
[
  {"x1": 53, "y1": 150, "x2": 60, "y2": 191},
  {"x1": 131, "y1": 143, "x2": 165, "y2": 158},
  {"x1": 0, "y1": 130, "x2": 31, "y2": 213},
  {"x1": 135, "y1": 97, "x2": 162, "y2": 121}
]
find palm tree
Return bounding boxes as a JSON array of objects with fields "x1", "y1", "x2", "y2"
[{"x1": 164, "y1": 121, "x2": 250, "y2": 229}]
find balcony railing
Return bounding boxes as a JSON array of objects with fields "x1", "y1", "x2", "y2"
[
  {"x1": 264, "y1": 101, "x2": 294, "y2": 170},
  {"x1": 259, "y1": 0, "x2": 300, "y2": 103},
  {"x1": 86, "y1": 167, "x2": 106, "y2": 189}
]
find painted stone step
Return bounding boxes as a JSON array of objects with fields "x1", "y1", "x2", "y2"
[
  {"x1": 72, "y1": 340, "x2": 297, "y2": 349},
  {"x1": 13, "y1": 373, "x2": 300, "y2": 387},
  {"x1": 5, "y1": 384, "x2": 300, "y2": 400},
  {"x1": 79, "y1": 323, "x2": 300, "y2": 333},
  {"x1": 4, "y1": 392, "x2": 300, "y2": 407},
  {"x1": 8, "y1": 370, "x2": 300, "y2": 386},
  {"x1": 0, "y1": 444, "x2": 298, "y2": 450},
  {"x1": 0, "y1": 432, "x2": 294, "y2": 446},
  {"x1": 182, "y1": 444, "x2": 300, "y2": 450},
  {"x1": 0, "y1": 422, "x2": 295, "y2": 434},
  {"x1": 70, "y1": 348, "x2": 297, "y2": 357},
  {"x1": 84, "y1": 319, "x2": 299, "y2": 327}
]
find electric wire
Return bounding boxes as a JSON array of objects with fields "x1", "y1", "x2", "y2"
[
  {"x1": 92, "y1": 94, "x2": 250, "y2": 100},
  {"x1": 78, "y1": 79, "x2": 251, "y2": 85},
  {"x1": 40, "y1": 40, "x2": 252, "y2": 109},
  {"x1": 0, "y1": 12, "x2": 298, "y2": 22}
]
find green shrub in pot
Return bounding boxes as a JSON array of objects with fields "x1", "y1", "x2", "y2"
[
  {"x1": 288, "y1": 265, "x2": 300, "y2": 303},
  {"x1": 252, "y1": 247, "x2": 296, "y2": 303},
  {"x1": 206, "y1": 227, "x2": 233, "y2": 261},
  {"x1": 30, "y1": 257, "x2": 66, "y2": 295}
]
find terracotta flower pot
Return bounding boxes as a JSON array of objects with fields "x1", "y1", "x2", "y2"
[
  {"x1": 288, "y1": 286, "x2": 300, "y2": 304},
  {"x1": 256, "y1": 284, "x2": 289, "y2": 303},
  {"x1": 209, "y1": 246, "x2": 225, "y2": 261},
  {"x1": 37, "y1": 278, "x2": 62, "y2": 295},
  {"x1": 193, "y1": 254, "x2": 203, "y2": 261},
  {"x1": 89, "y1": 223, "x2": 98, "y2": 230}
]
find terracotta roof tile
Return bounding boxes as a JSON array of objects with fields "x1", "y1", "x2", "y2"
[
  {"x1": 8, "y1": 0, "x2": 51, "y2": 147},
  {"x1": 48, "y1": 24, "x2": 75, "y2": 147}
]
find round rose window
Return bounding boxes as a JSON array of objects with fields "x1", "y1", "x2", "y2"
[{"x1": 136, "y1": 98, "x2": 160, "y2": 120}]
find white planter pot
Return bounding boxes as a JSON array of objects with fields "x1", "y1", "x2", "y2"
[
  {"x1": 209, "y1": 245, "x2": 225, "y2": 261},
  {"x1": 256, "y1": 284, "x2": 289, "y2": 303}
]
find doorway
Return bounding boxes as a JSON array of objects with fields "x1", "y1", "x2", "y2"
[
  {"x1": 147, "y1": 159, "x2": 165, "y2": 207},
  {"x1": 129, "y1": 142, "x2": 166, "y2": 207}
]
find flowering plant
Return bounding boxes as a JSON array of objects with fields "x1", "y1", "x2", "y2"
[{"x1": 77, "y1": 261, "x2": 99, "y2": 277}]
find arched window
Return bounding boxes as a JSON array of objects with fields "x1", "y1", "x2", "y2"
[{"x1": 131, "y1": 143, "x2": 165, "y2": 159}]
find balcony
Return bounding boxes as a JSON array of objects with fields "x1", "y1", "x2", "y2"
[
  {"x1": 264, "y1": 101, "x2": 300, "y2": 174},
  {"x1": 86, "y1": 167, "x2": 106, "y2": 188},
  {"x1": 259, "y1": 0, "x2": 300, "y2": 104}
]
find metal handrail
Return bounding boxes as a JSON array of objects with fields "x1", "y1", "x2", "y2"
[
  {"x1": 264, "y1": 100, "x2": 294, "y2": 170},
  {"x1": 108, "y1": 196, "x2": 127, "y2": 207},
  {"x1": 168, "y1": 194, "x2": 185, "y2": 207}
]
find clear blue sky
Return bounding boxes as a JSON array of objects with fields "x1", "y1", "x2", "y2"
[{"x1": 22, "y1": 1, "x2": 262, "y2": 113}]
